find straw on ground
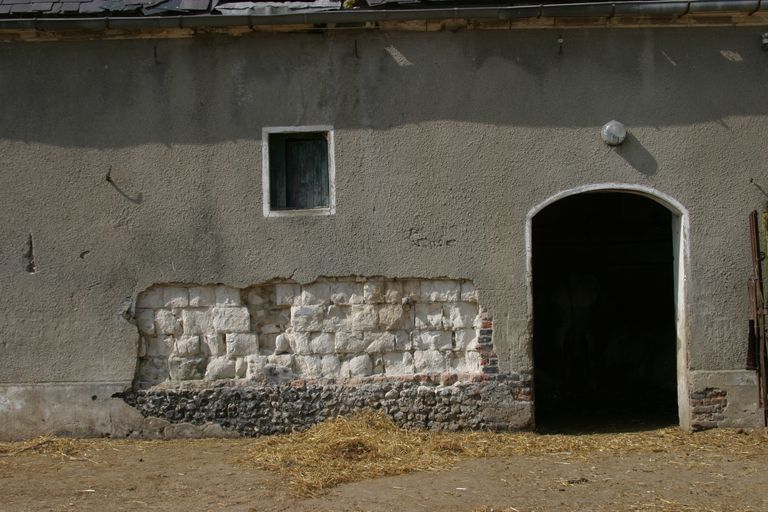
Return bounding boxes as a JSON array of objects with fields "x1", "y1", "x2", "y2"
[{"x1": 240, "y1": 410, "x2": 768, "y2": 496}]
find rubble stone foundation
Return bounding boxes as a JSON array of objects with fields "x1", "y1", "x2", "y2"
[{"x1": 119, "y1": 374, "x2": 533, "y2": 436}]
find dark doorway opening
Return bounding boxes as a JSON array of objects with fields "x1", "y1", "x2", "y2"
[{"x1": 532, "y1": 192, "x2": 678, "y2": 430}]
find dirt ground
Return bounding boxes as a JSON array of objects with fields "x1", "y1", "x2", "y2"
[{"x1": 1, "y1": 431, "x2": 767, "y2": 512}]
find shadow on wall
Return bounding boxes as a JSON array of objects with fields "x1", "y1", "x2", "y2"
[
  {"x1": 0, "y1": 28, "x2": 763, "y2": 148},
  {"x1": 615, "y1": 134, "x2": 658, "y2": 176}
]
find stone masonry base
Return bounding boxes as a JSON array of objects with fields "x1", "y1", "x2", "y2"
[
  {"x1": 119, "y1": 373, "x2": 533, "y2": 437},
  {"x1": 688, "y1": 370, "x2": 764, "y2": 430}
]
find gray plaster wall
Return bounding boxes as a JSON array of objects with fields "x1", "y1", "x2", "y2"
[{"x1": 0, "y1": 26, "x2": 766, "y2": 438}]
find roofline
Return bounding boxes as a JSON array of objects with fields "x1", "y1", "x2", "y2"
[{"x1": 0, "y1": 1, "x2": 767, "y2": 32}]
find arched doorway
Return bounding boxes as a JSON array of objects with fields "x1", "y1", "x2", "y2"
[{"x1": 530, "y1": 188, "x2": 685, "y2": 429}]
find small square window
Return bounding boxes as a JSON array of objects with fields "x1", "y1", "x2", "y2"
[{"x1": 262, "y1": 126, "x2": 335, "y2": 217}]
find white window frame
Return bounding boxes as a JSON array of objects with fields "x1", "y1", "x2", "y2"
[{"x1": 262, "y1": 125, "x2": 336, "y2": 218}]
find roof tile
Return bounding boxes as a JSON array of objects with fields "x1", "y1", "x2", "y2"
[
  {"x1": 79, "y1": 0, "x2": 104, "y2": 11},
  {"x1": 3, "y1": 0, "x2": 37, "y2": 6},
  {"x1": 10, "y1": 3, "x2": 38, "y2": 12},
  {"x1": 0, "y1": 0, "x2": 342, "y2": 17},
  {"x1": 178, "y1": 0, "x2": 208, "y2": 10}
]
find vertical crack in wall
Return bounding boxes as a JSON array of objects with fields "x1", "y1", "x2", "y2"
[{"x1": 23, "y1": 233, "x2": 36, "y2": 274}]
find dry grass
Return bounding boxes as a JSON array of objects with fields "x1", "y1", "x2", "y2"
[
  {"x1": 0, "y1": 436, "x2": 99, "y2": 460},
  {"x1": 0, "y1": 435, "x2": 198, "y2": 463},
  {"x1": 3, "y1": 411, "x2": 767, "y2": 499},
  {"x1": 242, "y1": 410, "x2": 768, "y2": 496}
]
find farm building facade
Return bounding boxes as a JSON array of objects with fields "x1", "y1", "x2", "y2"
[{"x1": 1, "y1": 0, "x2": 767, "y2": 439}]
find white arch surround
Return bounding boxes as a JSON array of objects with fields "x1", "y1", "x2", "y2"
[{"x1": 525, "y1": 183, "x2": 691, "y2": 430}]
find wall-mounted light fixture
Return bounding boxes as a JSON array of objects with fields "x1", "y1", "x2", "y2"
[{"x1": 601, "y1": 120, "x2": 627, "y2": 146}]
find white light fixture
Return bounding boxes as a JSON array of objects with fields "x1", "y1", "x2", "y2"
[{"x1": 601, "y1": 120, "x2": 627, "y2": 146}]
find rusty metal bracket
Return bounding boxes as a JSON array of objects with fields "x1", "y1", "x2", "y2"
[{"x1": 749, "y1": 210, "x2": 768, "y2": 424}]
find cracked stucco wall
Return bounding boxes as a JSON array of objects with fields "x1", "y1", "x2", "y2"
[{"x1": 0, "y1": 27, "x2": 766, "y2": 438}]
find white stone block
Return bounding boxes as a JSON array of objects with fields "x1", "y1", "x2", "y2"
[
  {"x1": 364, "y1": 331, "x2": 396, "y2": 353},
  {"x1": 321, "y1": 355, "x2": 342, "y2": 377},
  {"x1": 245, "y1": 355, "x2": 269, "y2": 380},
  {"x1": 350, "y1": 305, "x2": 378, "y2": 331},
  {"x1": 146, "y1": 335, "x2": 174, "y2": 357},
  {"x1": 182, "y1": 309, "x2": 211, "y2": 335},
  {"x1": 414, "y1": 303, "x2": 444, "y2": 330},
  {"x1": 274, "y1": 333, "x2": 291, "y2": 354},
  {"x1": 168, "y1": 356, "x2": 206, "y2": 381},
  {"x1": 290, "y1": 332, "x2": 335, "y2": 355},
  {"x1": 464, "y1": 351, "x2": 482, "y2": 372},
  {"x1": 174, "y1": 335, "x2": 201, "y2": 357},
  {"x1": 138, "y1": 357, "x2": 169, "y2": 383},
  {"x1": 323, "y1": 305, "x2": 350, "y2": 332},
  {"x1": 189, "y1": 286, "x2": 215, "y2": 307},
  {"x1": 414, "y1": 350, "x2": 447, "y2": 373},
  {"x1": 260, "y1": 333, "x2": 277, "y2": 354},
  {"x1": 402, "y1": 280, "x2": 421, "y2": 302},
  {"x1": 205, "y1": 356, "x2": 236, "y2": 380},
  {"x1": 330, "y1": 281, "x2": 364, "y2": 305},
  {"x1": 447, "y1": 352, "x2": 465, "y2": 373},
  {"x1": 296, "y1": 354, "x2": 341, "y2": 379},
  {"x1": 310, "y1": 333, "x2": 335, "y2": 354},
  {"x1": 226, "y1": 333, "x2": 259, "y2": 357},
  {"x1": 235, "y1": 357, "x2": 247, "y2": 378},
  {"x1": 202, "y1": 334, "x2": 225, "y2": 356},
  {"x1": 268, "y1": 354, "x2": 294, "y2": 369},
  {"x1": 363, "y1": 281, "x2": 386, "y2": 303},
  {"x1": 155, "y1": 309, "x2": 182, "y2": 335},
  {"x1": 460, "y1": 281, "x2": 478, "y2": 303},
  {"x1": 289, "y1": 333, "x2": 310, "y2": 354},
  {"x1": 255, "y1": 307, "x2": 290, "y2": 329},
  {"x1": 301, "y1": 282, "x2": 331, "y2": 305},
  {"x1": 291, "y1": 305, "x2": 325, "y2": 332},
  {"x1": 163, "y1": 287, "x2": 189, "y2": 308},
  {"x1": 275, "y1": 283, "x2": 300, "y2": 306},
  {"x1": 212, "y1": 307, "x2": 250, "y2": 333},
  {"x1": 215, "y1": 285, "x2": 241, "y2": 306},
  {"x1": 383, "y1": 352, "x2": 414, "y2": 375},
  {"x1": 260, "y1": 323, "x2": 282, "y2": 334},
  {"x1": 335, "y1": 331, "x2": 367, "y2": 353},
  {"x1": 246, "y1": 287, "x2": 268, "y2": 306},
  {"x1": 443, "y1": 302, "x2": 478, "y2": 330},
  {"x1": 295, "y1": 355, "x2": 321, "y2": 378},
  {"x1": 384, "y1": 281, "x2": 403, "y2": 304},
  {"x1": 341, "y1": 354, "x2": 373, "y2": 378},
  {"x1": 394, "y1": 330, "x2": 411, "y2": 351},
  {"x1": 372, "y1": 354, "x2": 385, "y2": 374},
  {"x1": 136, "y1": 309, "x2": 155, "y2": 335},
  {"x1": 413, "y1": 330, "x2": 452, "y2": 351},
  {"x1": 378, "y1": 304, "x2": 408, "y2": 330},
  {"x1": 453, "y1": 329, "x2": 477, "y2": 350},
  {"x1": 420, "y1": 280, "x2": 460, "y2": 303},
  {"x1": 137, "y1": 288, "x2": 163, "y2": 308}
]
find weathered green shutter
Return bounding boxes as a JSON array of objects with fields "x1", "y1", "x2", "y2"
[
  {"x1": 285, "y1": 137, "x2": 329, "y2": 209},
  {"x1": 269, "y1": 133, "x2": 329, "y2": 210},
  {"x1": 269, "y1": 136, "x2": 287, "y2": 210}
]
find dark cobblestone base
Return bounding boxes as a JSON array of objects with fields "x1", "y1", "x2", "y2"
[{"x1": 119, "y1": 374, "x2": 533, "y2": 436}]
